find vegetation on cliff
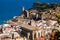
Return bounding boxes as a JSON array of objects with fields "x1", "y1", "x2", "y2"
[
  {"x1": 54, "y1": 30, "x2": 60, "y2": 40},
  {"x1": 33, "y1": 2, "x2": 60, "y2": 9},
  {"x1": 56, "y1": 13, "x2": 60, "y2": 24}
]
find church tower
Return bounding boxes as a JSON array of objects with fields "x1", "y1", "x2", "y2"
[
  {"x1": 22, "y1": 6, "x2": 29, "y2": 18},
  {"x1": 22, "y1": 6, "x2": 25, "y2": 11},
  {"x1": 26, "y1": 10, "x2": 29, "y2": 18}
]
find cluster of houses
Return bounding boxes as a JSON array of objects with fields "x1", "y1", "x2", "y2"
[{"x1": 0, "y1": 6, "x2": 60, "y2": 40}]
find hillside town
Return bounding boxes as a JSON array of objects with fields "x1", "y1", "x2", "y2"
[{"x1": 0, "y1": 2, "x2": 60, "y2": 40}]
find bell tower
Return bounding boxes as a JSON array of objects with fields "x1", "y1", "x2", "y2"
[
  {"x1": 26, "y1": 10, "x2": 29, "y2": 18},
  {"x1": 22, "y1": 6, "x2": 25, "y2": 11}
]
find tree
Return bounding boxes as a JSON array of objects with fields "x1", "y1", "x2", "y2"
[
  {"x1": 33, "y1": 2, "x2": 49, "y2": 12},
  {"x1": 56, "y1": 13, "x2": 60, "y2": 24},
  {"x1": 33, "y1": 2, "x2": 47, "y2": 8},
  {"x1": 33, "y1": 2, "x2": 41, "y2": 7},
  {"x1": 54, "y1": 30, "x2": 60, "y2": 40},
  {"x1": 47, "y1": 3, "x2": 57, "y2": 9}
]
